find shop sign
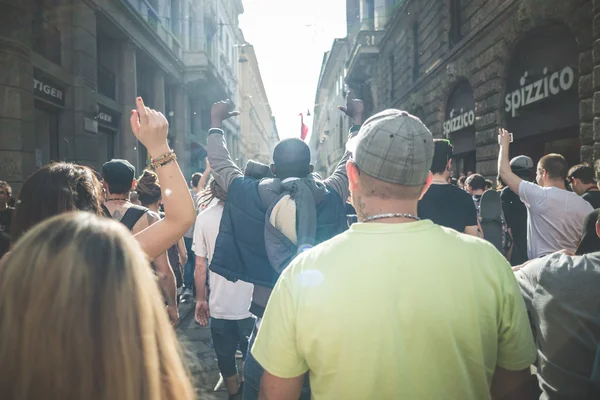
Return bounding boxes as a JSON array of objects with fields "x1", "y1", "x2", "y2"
[
  {"x1": 96, "y1": 104, "x2": 120, "y2": 129},
  {"x1": 33, "y1": 69, "x2": 65, "y2": 107},
  {"x1": 505, "y1": 66, "x2": 575, "y2": 117},
  {"x1": 443, "y1": 108, "x2": 475, "y2": 136}
]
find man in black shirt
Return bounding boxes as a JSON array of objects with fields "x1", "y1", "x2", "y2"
[
  {"x1": 0, "y1": 181, "x2": 14, "y2": 259},
  {"x1": 418, "y1": 140, "x2": 479, "y2": 236},
  {"x1": 576, "y1": 161, "x2": 600, "y2": 255},
  {"x1": 568, "y1": 164, "x2": 600, "y2": 209},
  {"x1": 500, "y1": 156, "x2": 532, "y2": 266}
]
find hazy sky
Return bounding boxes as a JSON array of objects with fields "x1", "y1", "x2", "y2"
[{"x1": 239, "y1": 0, "x2": 346, "y2": 140}]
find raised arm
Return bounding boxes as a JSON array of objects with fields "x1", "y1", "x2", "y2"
[
  {"x1": 206, "y1": 101, "x2": 243, "y2": 192},
  {"x1": 323, "y1": 96, "x2": 364, "y2": 200},
  {"x1": 130, "y1": 97, "x2": 196, "y2": 260},
  {"x1": 197, "y1": 160, "x2": 212, "y2": 190},
  {"x1": 498, "y1": 128, "x2": 523, "y2": 195}
]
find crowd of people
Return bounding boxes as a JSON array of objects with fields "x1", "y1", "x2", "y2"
[{"x1": 0, "y1": 94, "x2": 599, "y2": 400}]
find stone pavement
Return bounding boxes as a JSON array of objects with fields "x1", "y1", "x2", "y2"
[{"x1": 176, "y1": 301, "x2": 229, "y2": 400}]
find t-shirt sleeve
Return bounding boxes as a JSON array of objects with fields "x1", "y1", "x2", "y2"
[
  {"x1": 518, "y1": 180, "x2": 545, "y2": 209},
  {"x1": 463, "y1": 192, "x2": 478, "y2": 227},
  {"x1": 251, "y1": 271, "x2": 309, "y2": 378},
  {"x1": 497, "y1": 257, "x2": 537, "y2": 370},
  {"x1": 193, "y1": 214, "x2": 208, "y2": 258}
]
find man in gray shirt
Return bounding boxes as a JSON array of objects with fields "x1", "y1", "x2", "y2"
[
  {"x1": 498, "y1": 130, "x2": 592, "y2": 258},
  {"x1": 514, "y1": 246, "x2": 600, "y2": 399}
]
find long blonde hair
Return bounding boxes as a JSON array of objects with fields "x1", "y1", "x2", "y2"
[{"x1": 0, "y1": 212, "x2": 195, "y2": 400}]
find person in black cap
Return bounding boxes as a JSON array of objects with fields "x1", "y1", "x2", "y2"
[
  {"x1": 102, "y1": 158, "x2": 179, "y2": 324},
  {"x1": 576, "y1": 160, "x2": 600, "y2": 255},
  {"x1": 499, "y1": 155, "x2": 532, "y2": 266}
]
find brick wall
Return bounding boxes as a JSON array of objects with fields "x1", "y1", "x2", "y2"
[{"x1": 377, "y1": 0, "x2": 593, "y2": 177}]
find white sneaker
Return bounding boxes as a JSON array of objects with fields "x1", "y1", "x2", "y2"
[{"x1": 180, "y1": 288, "x2": 193, "y2": 302}]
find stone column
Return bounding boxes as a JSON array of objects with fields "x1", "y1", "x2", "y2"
[
  {"x1": 119, "y1": 41, "x2": 138, "y2": 167},
  {"x1": 152, "y1": 70, "x2": 166, "y2": 113},
  {"x1": 0, "y1": 0, "x2": 34, "y2": 188},
  {"x1": 71, "y1": 1, "x2": 99, "y2": 168},
  {"x1": 173, "y1": 85, "x2": 189, "y2": 176},
  {"x1": 374, "y1": 0, "x2": 388, "y2": 30},
  {"x1": 590, "y1": 0, "x2": 600, "y2": 161}
]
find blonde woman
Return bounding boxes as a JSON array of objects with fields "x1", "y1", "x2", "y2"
[{"x1": 0, "y1": 212, "x2": 195, "y2": 400}]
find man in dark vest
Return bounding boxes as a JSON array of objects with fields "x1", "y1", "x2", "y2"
[{"x1": 202, "y1": 96, "x2": 364, "y2": 400}]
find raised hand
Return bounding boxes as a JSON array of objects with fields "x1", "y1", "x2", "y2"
[
  {"x1": 338, "y1": 92, "x2": 365, "y2": 125},
  {"x1": 210, "y1": 100, "x2": 240, "y2": 129},
  {"x1": 130, "y1": 97, "x2": 170, "y2": 158},
  {"x1": 498, "y1": 128, "x2": 512, "y2": 148}
]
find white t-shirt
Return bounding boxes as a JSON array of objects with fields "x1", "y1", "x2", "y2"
[
  {"x1": 519, "y1": 181, "x2": 593, "y2": 258},
  {"x1": 193, "y1": 202, "x2": 253, "y2": 320}
]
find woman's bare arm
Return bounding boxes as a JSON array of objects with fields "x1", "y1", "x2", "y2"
[
  {"x1": 130, "y1": 97, "x2": 196, "y2": 260},
  {"x1": 177, "y1": 237, "x2": 187, "y2": 266}
]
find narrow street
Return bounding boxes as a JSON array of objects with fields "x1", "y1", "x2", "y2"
[{"x1": 177, "y1": 302, "x2": 229, "y2": 400}]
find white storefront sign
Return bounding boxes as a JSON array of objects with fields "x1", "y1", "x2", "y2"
[
  {"x1": 443, "y1": 108, "x2": 475, "y2": 136},
  {"x1": 505, "y1": 66, "x2": 575, "y2": 117}
]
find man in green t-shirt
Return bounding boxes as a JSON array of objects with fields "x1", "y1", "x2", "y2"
[{"x1": 252, "y1": 109, "x2": 536, "y2": 399}]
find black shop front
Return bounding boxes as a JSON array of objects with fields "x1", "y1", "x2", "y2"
[
  {"x1": 504, "y1": 24, "x2": 580, "y2": 168},
  {"x1": 444, "y1": 80, "x2": 476, "y2": 175}
]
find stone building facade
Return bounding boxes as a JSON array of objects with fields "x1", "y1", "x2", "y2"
[
  {"x1": 373, "y1": 0, "x2": 593, "y2": 177},
  {"x1": 310, "y1": 38, "x2": 350, "y2": 178},
  {"x1": 0, "y1": 0, "x2": 260, "y2": 189},
  {"x1": 315, "y1": 0, "x2": 594, "y2": 178}
]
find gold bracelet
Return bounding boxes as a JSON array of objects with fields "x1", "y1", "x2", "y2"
[
  {"x1": 150, "y1": 151, "x2": 177, "y2": 170},
  {"x1": 151, "y1": 150, "x2": 175, "y2": 165}
]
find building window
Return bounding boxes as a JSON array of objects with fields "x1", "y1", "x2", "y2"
[
  {"x1": 32, "y1": 0, "x2": 62, "y2": 66},
  {"x1": 450, "y1": 0, "x2": 461, "y2": 46},
  {"x1": 412, "y1": 22, "x2": 420, "y2": 81}
]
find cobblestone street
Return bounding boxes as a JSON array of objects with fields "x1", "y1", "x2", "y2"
[{"x1": 177, "y1": 302, "x2": 229, "y2": 400}]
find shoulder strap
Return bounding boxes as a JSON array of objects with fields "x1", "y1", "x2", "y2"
[
  {"x1": 120, "y1": 205, "x2": 149, "y2": 231},
  {"x1": 100, "y1": 204, "x2": 112, "y2": 218}
]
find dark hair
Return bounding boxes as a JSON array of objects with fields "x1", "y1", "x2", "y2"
[
  {"x1": 0, "y1": 181, "x2": 12, "y2": 198},
  {"x1": 458, "y1": 176, "x2": 467, "y2": 185},
  {"x1": 430, "y1": 139, "x2": 453, "y2": 174},
  {"x1": 198, "y1": 178, "x2": 227, "y2": 206},
  {"x1": 568, "y1": 164, "x2": 596, "y2": 185},
  {"x1": 191, "y1": 173, "x2": 202, "y2": 188},
  {"x1": 11, "y1": 163, "x2": 104, "y2": 244},
  {"x1": 272, "y1": 138, "x2": 311, "y2": 180},
  {"x1": 485, "y1": 179, "x2": 494, "y2": 190},
  {"x1": 539, "y1": 154, "x2": 568, "y2": 180},
  {"x1": 135, "y1": 170, "x2": 162, "y2": 206},
  {"x1": 465, "y1": 174, "x2": 486, "y2": 191}
]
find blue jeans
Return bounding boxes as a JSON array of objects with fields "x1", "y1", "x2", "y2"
[
  {"x1": 183, "y1": 237, "x2": 195, "y2": 290},
  {"x1": 242, "y1": 322, "x2": 311, "y2": 400}
]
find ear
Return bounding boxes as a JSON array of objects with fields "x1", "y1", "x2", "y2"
[
  {"x1": 419, "y1": 172, "x2": 433, "y2": 200},
  {"x1": 347, "y1": 161, "x2": 360, "y2": 192},
  {"x1": 309, "y1": 164, "x2": 314, "y2": 174},
  {"x1": 270, "y1": 163, "x2": 276, "y2": 177},
  {"x1": 447, "y1": 158, "x2": 453, "y2": 171},
  {"x1": 596, "y1": 221, "x2": 600, "y2": 240},
  {"x1": 131, "y1": 179, "x2": 137, "y2": 190}
]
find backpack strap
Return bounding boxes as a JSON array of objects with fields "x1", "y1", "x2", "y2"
[
  {"x1": 120, "y1": 205, "x2": 149, "y2": 231},
  {"x1": 100, "y1": 204, "x2": 112, "y2": 218}
]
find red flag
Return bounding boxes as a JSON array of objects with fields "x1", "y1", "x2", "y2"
[{"x1": 299, "y1": 113, "x2": 309, "y2": 141}]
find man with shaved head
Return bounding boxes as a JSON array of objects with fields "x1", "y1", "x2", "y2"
[{"x1": 203, "y1": 97, "x2": 363, "y2": 399}]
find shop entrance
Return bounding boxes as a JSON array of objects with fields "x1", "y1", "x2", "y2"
[{"x1": 504, "y1": 24, "x2": 580, "y2": 169}]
